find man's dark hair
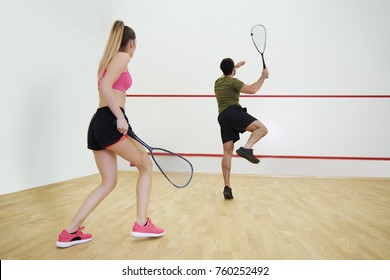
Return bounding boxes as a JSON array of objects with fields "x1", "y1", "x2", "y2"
[{"x1": 220, "y1": 58, "x2": 234, "y2": 76}]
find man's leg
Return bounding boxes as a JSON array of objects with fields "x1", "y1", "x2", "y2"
[
  {"x1": 236, "y1": 120, "x2": 268, "y2": 164},
  {"x1": 244, "y1": 120, "x2": 268, "y2": 149},
  {"x1": 222, "y1": 140, "x2": 234, "y2": 199}
]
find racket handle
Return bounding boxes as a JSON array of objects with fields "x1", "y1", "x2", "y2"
[
  {"x1": 261, "y1": 54, "x2": 267, "y2": 69},
  {"x1": 261, "y1": 54, "x2": 268, "y2": 79}
]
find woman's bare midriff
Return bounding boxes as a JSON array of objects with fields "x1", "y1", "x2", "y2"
[{"x1": 98, "y1": 89, "x2": 126, "y2": 108}]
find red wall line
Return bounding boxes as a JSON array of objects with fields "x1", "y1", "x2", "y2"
[
  {"x1": 127, "y1": 94, "x2": 390, "y2": 98},
  {"x1": 151, "y1": 153, "x2": 390, "y2": 161},
  {"x1": 127, "y1": 94, "x2": 389, "y2": 161}
]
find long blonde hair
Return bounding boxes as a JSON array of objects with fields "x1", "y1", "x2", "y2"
[{"x1": 98, "y1": 20, "x2": 136, "y2": 79}]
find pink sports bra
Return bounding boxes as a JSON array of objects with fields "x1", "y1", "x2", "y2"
[{"x1": 98, "y1": 70, "x2": 133, "y2": 93}]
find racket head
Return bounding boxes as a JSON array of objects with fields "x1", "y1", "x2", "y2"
[
  {"x1": 250, "y1": 24, "x2": 267, "y2": 55},
  {"x1": 112, "y1": 119, "x2": 193, "y2": 188},
  {"x1": 150, "y1": 148, "x2": 194, "y2": 188}
]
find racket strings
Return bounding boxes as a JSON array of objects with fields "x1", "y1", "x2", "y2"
[
  {"x1": 251, "y1": 25, "x2": 267, "y2": 54},
  {"x1": 152, "y1": 149, "x2": 193, "y2": 188}
]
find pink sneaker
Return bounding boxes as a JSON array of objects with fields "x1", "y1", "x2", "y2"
[
  {"x1": 56, "y1": 226, "x2": 93, "y2": 248},
  {"x1": 131, "y1": 218, "x2": 165, "y2": 238}
]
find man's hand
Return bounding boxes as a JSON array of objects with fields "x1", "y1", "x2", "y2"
[
  {"x1": 235, "y1": 61, "x2": 245, "y2": 68},
  {"x1": 261, "y1": 68, "x2": 269, "y2": 79}
]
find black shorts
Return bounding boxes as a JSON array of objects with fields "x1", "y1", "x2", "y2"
[
  {"x1": 217, "y1": 105, "x2": 257, "y2": 144},
  {"x1": 87, "y1": 107, "x2": 132, "y2": 150}
]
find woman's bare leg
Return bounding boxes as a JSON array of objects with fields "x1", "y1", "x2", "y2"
[
  {"x1": 66, "y1": 150, "x2": 118, "y2": 233},
  {"x1": 107, "y1": 137, "x2": 152, "y2": 226}
]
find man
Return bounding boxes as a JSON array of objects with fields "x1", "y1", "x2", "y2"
[{"x1": 214, "y1": 58, "x2": 269, "y2": 199}]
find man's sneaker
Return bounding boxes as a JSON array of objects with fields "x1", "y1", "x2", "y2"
[
  {"x1": 223, "y1": 186, "x2": 234, "y2": 199},
  {"x1": 56, "y1": 226, "x2": 93, "y2": 248},
  {"x1": 236, "y1": 147, "x2": 260, "y2": 164},
  {"x1": 131, "y1": 218, "x2": 165, "y2": 238}
]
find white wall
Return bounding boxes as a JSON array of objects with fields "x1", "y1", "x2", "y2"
[
  {"x1": 121, "y1": 96, "x2": 390, "y2": 178},
  {"x1": 112, "y1": 0, "x2": 390, "y2": 94},
  {"x1": 0, "y1": 0, "x2": 111, "y2": 195},
  {"x1": 1, "y1": 0, "x2": 389, "y2": 195},
  {"x1": 112, "y1": 0, "x2": 390, "y2": 177}
]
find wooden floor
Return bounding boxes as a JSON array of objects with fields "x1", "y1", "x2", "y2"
[{"x1": 0, "y1": 171, "x2": 389, "y2": 260}]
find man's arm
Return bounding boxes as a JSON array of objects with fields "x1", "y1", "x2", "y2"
[
  {"x1": 235, "y1": 61, "x2": 245, "y2": 68},
  {"x1": 240, "y1": 68, "x2": 269, "y2": 94}
]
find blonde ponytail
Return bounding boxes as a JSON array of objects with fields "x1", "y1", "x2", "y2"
[{"x1": 98, "y1": 21, "x2": 125, "y2": 79}]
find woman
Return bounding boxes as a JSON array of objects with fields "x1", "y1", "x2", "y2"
[{"x1": 56, "y1": 21, "x2": 165, "y2": 248}]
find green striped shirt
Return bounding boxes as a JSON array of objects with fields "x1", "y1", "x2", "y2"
[{"x1": 214, "y1": 76, "x2": 244, "y2": 113}]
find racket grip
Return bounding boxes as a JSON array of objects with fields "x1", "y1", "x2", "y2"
[
  {"x1": 262, "y1": 64, "x2": 268, "y2": 78},
  {"x1": 261, "y1": 54, "x2": 267, "y2": 69},
  {"x1": 260, "y1": 55, "x2": 268, "y2": 79}
]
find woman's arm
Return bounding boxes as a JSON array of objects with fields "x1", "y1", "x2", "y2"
[{"x1": 99, "y1": 52, "x2": 130, "y2": 134}]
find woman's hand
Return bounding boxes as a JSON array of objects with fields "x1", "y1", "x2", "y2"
[{"x1": 116, "y1": 117, "x2": 128, "y2": 135}]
